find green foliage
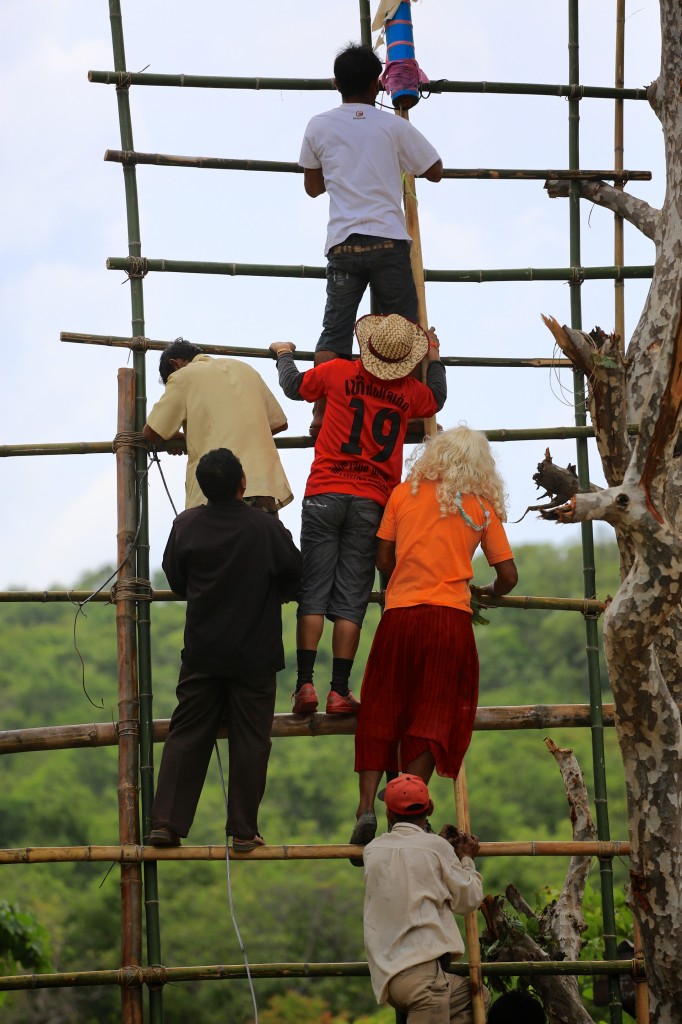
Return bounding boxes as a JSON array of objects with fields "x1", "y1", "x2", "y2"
[
  {"x1": 0, "y1": 901, "x2": 50, "y2": 975},
  {"x1": 0, "y1": 544, "x2": 633, "y2": 1023}
]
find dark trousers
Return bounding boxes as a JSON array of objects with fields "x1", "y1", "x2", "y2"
[{"x1": 151, "y1": 663, "x2": 276, "y2": 840}]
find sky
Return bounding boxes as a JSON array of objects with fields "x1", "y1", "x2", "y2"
[{"x1": 0, "y1": 0, "x2": 664, "y2": 590}]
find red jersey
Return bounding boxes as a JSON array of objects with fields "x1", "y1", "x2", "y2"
[{"x1": 299, "y1": 359, "x2": 438, "y2": 506}]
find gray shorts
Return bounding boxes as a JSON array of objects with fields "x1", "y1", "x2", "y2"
[{"x1": 298, "y1": 493, "x2": 383, "y2": 626}]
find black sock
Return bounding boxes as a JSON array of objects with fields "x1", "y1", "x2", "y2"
[
  {"x1": 330, "y1": 657, "x2": 354, "y2": 696},
  {"x1": 296, "y1": 649, "x2": 317, "y2": 689}
]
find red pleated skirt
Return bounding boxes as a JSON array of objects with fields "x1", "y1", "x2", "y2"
[{"x1": 354, "y1": 605, "x2": 479, "y2": 779}]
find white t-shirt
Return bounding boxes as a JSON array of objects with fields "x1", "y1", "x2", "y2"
[{"x1": 299, "y1": 103, "x2": 440, "y2": 254}]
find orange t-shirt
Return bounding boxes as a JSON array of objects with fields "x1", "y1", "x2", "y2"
[{"x1": 378, "y1": 480, "x2": 514, "y2": 613}]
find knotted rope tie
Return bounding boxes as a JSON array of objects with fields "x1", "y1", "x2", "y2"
[
  {"x1": 127, "y1": 256, "x2": 148, "y2": 280},
  {"x1": 118, "y1": 965, "x2": 145, "y2": 988},
  {"x1": 110, "y1": 578, "x2": 153, "y2": 603},
  {"x1": 146, "y1": 965, "x2": 168, "y2": 990},
  {"x1": 112, "y1": 431, "x2": 150, "y2": 453}
]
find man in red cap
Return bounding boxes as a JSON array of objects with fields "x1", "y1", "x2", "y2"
[{"x1": 362, "y1": 775, "x2": 490, "y2": 1022}]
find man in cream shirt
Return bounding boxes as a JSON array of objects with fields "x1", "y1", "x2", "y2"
[
  {"x1": 363, "y1": 775, "x2": 490, "y2": 1022},
  {"x1": 143, "y1": 338, "x2": 292, "y2": 513}
]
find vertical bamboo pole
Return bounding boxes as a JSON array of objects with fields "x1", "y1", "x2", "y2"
[
  {"x1": 567, "y1": 4, "x2": 623, "y2": 1022},
  {"x1": 454, "y1": 767, "x2": 486, "y2": 1024},
  {"x1": 399, "y1": 120, "x2": 437, "y2": 439},
  {"x1": 632, "y1": 917, "x2": 650, "y2": 1023},
  {"x1": 107, "y1": 4, "x2": 163, "y2": 1022},
  {"x1": 614, "y1": 0, "x2": 625, "y2": 350},
  {"x1": 359, "y1": 0, "x2": 371, "y2": 46},
  {"x1": 116, "y1": 369, "x2": 143, "y2": 1024}
]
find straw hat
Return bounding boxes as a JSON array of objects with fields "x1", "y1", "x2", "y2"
[{"x1": 355, "y1": 314, "x2": 429, "y2": 381}]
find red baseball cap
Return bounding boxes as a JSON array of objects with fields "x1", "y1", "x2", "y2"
[{"x1": 383, "y1": 775, "x2": 433, "y2": 815}]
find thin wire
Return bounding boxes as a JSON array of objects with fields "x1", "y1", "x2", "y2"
[
  {"x1": 149, "y1": 448, "x2": 179, "y2": 517},
  {"x1": 214, "y1": 742, "x2": 259, "y2": 1024},
  {"x1": 69, "y1": 462, "x2": 150, "y2": 709}
]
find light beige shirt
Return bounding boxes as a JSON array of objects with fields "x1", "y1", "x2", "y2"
[
  {"x1": 147, "y1": 354, "x2": 293, "y2": 511},
  {"x1": 363, "y1": 822, "x2": 483, "y2": 1003}
]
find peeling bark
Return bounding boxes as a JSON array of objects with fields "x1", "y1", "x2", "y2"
[{"x1": 545, "y1": 178, "x2": 659, "y2": 240}]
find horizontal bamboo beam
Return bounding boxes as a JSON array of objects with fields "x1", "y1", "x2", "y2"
[
  {"x1": 103, "y1": 151, "x2": 651, "y2": 182},
  {"x1": 0, "y1": 958, "x2": 640, "y2": 992},
  {"x1": 106, "y1": 255, "x2": 654, "y2": 283},
  {"x1": 0, "y1": 840, "x2": 630, "y2": 865},
  {"x1": 88, "y1": 70, "x2": 649, "y2": 100},
  {"x1": 0, "y1": 590, "x2": 604, "y2": 614},
  {"x1": 0, "y1": 703, "x2": 630, "y2": 756},
  {"x1": 60, "y1": 331, "x2": 574, "y2": 368}
]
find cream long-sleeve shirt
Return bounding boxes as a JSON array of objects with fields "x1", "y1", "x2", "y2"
[{"x1": 363, "y1": 822, "x2": 483, "y2": 1003}]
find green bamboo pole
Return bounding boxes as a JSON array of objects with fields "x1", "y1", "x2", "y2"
[
  {"x1": 1, "y1": 702, "x2": 645, "y2": 756},
  {"x1": 0, "y1": 958, "x2": 641, "y2": 992},
  {"x1": 87, "y1": 69, "x2": 649, "y2": 100},
  {"x1": 106, "y1": 4, "x2": 162, "y2": 1021},
  {"x1": 61, "y1": 332, "x2": 574, "y2": 367},
  {"x1": 567, "y1": 5, "x2": 622, "y2": 1021},
  {"x1": 0, "y1": 590, "x2": 605, "y2": 614},
  {"x1": 0, "y1": 840, "x2": 631, "y2": 865},
  {"x1": 614, "y1": 0, "x2": 626, "y2": 348},
  {"x1": 102, "y1": 150, "x2": 651, "y2": 182},
  {"x1": 0, "y1": 425, "x2": 645, "y2": 459},
  {"x1": 105, "y1": 255, "x2": 654, "y2": 282},
  {"x1": 359, "y1": 0, "x2": 371, "y2": 46}
]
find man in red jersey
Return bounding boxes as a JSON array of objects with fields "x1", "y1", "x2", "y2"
[{"x1": 270, "y1": 313, "x2": 446, "y2": 715}]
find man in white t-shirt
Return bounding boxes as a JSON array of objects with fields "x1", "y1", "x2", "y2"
[
  {"x1": 299, "y1": 43, "x2": 442, "y2": 433},
  {"x1": 143, "y1": 338, "x2": 293, "y2": 513}
]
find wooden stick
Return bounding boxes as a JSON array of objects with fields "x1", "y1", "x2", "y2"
[
  {"x1": 1, "y1": 702, "x2": 640, "y2": 755},
  {"x1": 0, "y1": 957, "x2": 639, "y2": 992},
  {"x1": 115, "y1": 370, "x2": 143, "y2": 1024},
  {"x1": 397, "y1": 107, "x2": 437, "y2": 438},
  {"x1": 0, "y1": 840, "x2": 630, "y2": 866},
  {"x1": 632, "y1": 916, "x2": 650, "y2": 1023},
  {"x1": 455, "y1": 765, "x2": 488, "y2": 1024}
]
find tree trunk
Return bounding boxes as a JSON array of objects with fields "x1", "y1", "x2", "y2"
[{"x1": 541, "y1": 3, "x2": 682, "y2": 1019}]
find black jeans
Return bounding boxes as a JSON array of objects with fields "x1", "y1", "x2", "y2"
[
  {"x1": 151, "y1": 663, "x2": 276, "y2": 840},
  {"x1": 317, "y1": 234, "x2": 418, "y2": 357}
]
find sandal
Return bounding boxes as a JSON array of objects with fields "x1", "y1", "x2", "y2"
[{"x1": 232, "y1": 834, "x2": 266, "y2": 852}]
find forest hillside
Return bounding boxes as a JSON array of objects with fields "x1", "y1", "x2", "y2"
[{"x1": 1, "y1": 541, "x2": 631, "y2": 1023}]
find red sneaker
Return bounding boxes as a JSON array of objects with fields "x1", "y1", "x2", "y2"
[
  {"x1": 326, "y1": 690, "x2": 360, "y2": 714},
  {"x1": 292, "y1": 682, "x2": 318, "y2": 714}
]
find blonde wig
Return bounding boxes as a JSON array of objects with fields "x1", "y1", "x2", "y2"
[{"x1": 406, "y1": 426, "x2": 508, "y2": 521}]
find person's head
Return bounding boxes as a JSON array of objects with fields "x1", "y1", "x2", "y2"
[
  {"x1": 487, "y1": 990, "x2": 546, "y2": 1023},
  {"x1": 333, "y1": 43, "x2": 383, "y2": 100},
  {"x1": 383, "y1": 774, "x2": 434, "y2": 826},
  {"x1": 355, "y1": 314, "x2": 429, "y2": 381},
  {"x1": 159, "y1": 337, "x2": 203, "y2": 384},
  {"x1": 195, "y1": 448, "x2": 245, "y2": 502},
  {"x1": 406, "y1": 425, "x2": 509, "y2": 521}
]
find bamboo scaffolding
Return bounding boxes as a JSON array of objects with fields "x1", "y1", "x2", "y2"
[
  {"x1": 2, "y1": 702, "x2": 635, "y2": 756},
  {"x1": 0, "y1": 840, "x2": 631, "y2": 866},
  {"x1": 115, "y1": 369, "x2": 143, "y2": 1021},
  {"x1": 0, "y1": 590, "x2": 605, "y2": 613},
  {"x1": 105, "y1": 255, "x2": 654, "y2": 282},
  {"x1": 568, "y1": 5, "x2": 623, "y2": 1021},
  {"x1": 106, "y1": 4, "x2": 162, "y2": 1020},
  {"x1": 0, "y1": 957, "x2": 641, "y2": 993},
  {"x1": 102, "y1": 150, "x2": 651, "y2": 182},
  {"x1": 87, "y1": 69, "x2": 649, "y2": 100},
  {"x1": 60, "y1": 332, "x2": 575, "y2": 368}
]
